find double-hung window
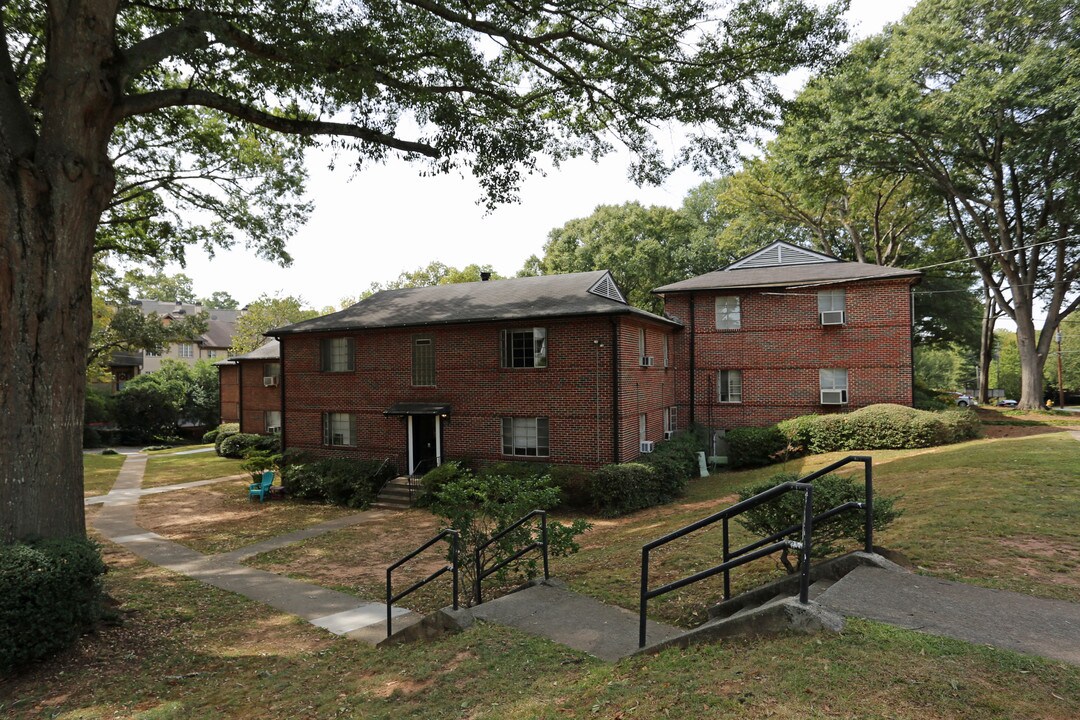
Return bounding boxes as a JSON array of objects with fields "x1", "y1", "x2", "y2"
[
  {"x1": 501, "y1": 417, "x2": 549, "y2": 457},
  {"x1": 718, "y1": 370, "x2": 743, "y2": 403},
  {"x1": 178, "y1": 343, "x2": 194, "y2": 358},
  {"x1": 264, "y1": 411, "x2": 282, "y2": 434},
  {"x1": 412, "y1": 336, "x2": 435, "y2": 386},
  {"x1": 716, "y1": 296, "x2": 741, "y2": 330},
  {"x1": 500, "y1": 328, "x2": 547, "y2": 368},
  {"x1": 323, "y1": 412, "x2": 355, "y2": 446},
  {"x1": 320, "y1": 337, "x2": 355, "y2": 372},
  {"x1": 818, "y1": 289, "x2": 846, "y2": 325},
  {"x1": 820, "y1": 369, "x2": 849, "y2": 404}
]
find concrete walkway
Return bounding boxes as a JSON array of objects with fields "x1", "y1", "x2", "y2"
[
  {"x1": 91, "y1": 454, "x2": 411, "y2": 639},
  {"x1": 818, "y1": 566, "x2": 1080, "y2": 666},
  {"x1": 84, "y1": 474, "x2": 246, "y2": 505},
  {"x1": 470, "y1": 581, "x2": 684, "y2": 661}
]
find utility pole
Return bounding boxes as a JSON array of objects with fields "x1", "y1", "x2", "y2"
[{"x1": 1057, "y1": 330, "x2": 1066, "y2": 409}]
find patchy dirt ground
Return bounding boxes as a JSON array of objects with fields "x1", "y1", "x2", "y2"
[
  {"x1": 248, "y1": 509, "x2": 445, "y2": 592},
  {"x1": 975, "y1": 407, "x2": 1080, "y2": 439},
  {"x1": 135, "y1": 480, "x2": 361, "y2": 555}
]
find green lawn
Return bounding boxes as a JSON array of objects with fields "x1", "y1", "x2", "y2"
[
  {"x1": 142, "y1": 449, "x2": 246, "y2": 488},
  {"x1": 3, "y1": 551, "x2": 1077, "y2": 719},
  {"x1": 11, "y1": 427, "x2": 1077, "y2": 718},
  {"x1": 83, "y1": 453, "x2": 126, "y2": 496}
]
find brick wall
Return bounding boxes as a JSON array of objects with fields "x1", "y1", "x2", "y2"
[
  {"x1": 663, "y1": 278, "x2": 915, "y2": 430},
  {"x1": 238, "y1": 359, "x2": 282, "y2": 433},
  {"x1": 218, "y1": 364, "x2": 240, "y2": 424},
  {"x1": 280, "y1": 315, "x2": 678, "y2": 468}
]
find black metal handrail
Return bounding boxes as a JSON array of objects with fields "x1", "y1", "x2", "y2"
[
  {"x1": 386, "y1": 528, "x2": 459, "y2": 638},
  {"x1": 638, "y1": 455, "x2": 874, "y2": 648},
  {"x1": 474, "y1": 509, "x2": 549, "y2": 605}
]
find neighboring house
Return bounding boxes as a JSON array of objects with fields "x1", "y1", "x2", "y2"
[
  {"x1": 105, "y1": 300, "x2": 240, "y2": 391},
  {"x1": 265, "y1": 271, "x2": 678, "y2": 471},
  {"x1": 655, "y1": 241, "x2": 920, "y2": 456},
  {"x1": 216, "y1": 340, "x2": 282, "y2": 433},
  {"x1": 225, "y1": 241, "x2": 919, "y2": 471},
  {"x1": 137, "y1": 300, "x2": 239, "y2": 373}
]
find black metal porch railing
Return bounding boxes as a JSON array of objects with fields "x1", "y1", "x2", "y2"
[
  {"x1": 385, "y1": 529, "x2": 459, "y2": 638},
  {"x1": 474, "y1": 509, "x2": 549, "y2": 605},
  {"x1": 638, "y1": 455, "x2": 874, "y2": 648}
]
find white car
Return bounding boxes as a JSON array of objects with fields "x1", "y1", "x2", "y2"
[
  {"x1": 995, "y1": 398, "x2": 1018, "y2": 408},
  {"x1": 954, "y1": 393, "x2": 976, "y2": 407}
]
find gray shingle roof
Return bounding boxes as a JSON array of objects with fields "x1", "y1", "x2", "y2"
[
  {"x1": 228, "y1": 339, "x2": 280, "y2": 361},
  {"x1": 199, "y1": 319, "x2": 236, "y2": 349},
  {"x1": 653, "y1": 261, "x2": 920, "y2": 293},
  {"x1": 269, "y1": 271, "x2": 678, "y2": 336}
]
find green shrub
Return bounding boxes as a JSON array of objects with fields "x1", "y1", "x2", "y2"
[
  {"x1": 241, "y1": 451, "x2": 281, "y2": 479},
  {"x1": 727, "y1": 426, "x2": 788, "y2": 468},
  {"x1": 737, "y1": 472, "x2": 902, "y2": 573},
  {"x1": 548, "y1": 464, "x2": 593, "y2": 510},
  {"x1": 641, "y1": 430, "x2": 699, "y2": 496},
  {"x1": 202, "y1": 429, "x2": 220, "y2": 444},
  {"x1": 218, "y1": 432, "x2": 262, "y2": 459},
  {"x1": 776, "y1": 404, "x2": 981, "y2": 455},
  {"x1": 101, "y1": 448, "x2": 119, "y2": 456},
  {"x1": 214, "y1": 423, "x2": 240, "y2": 455},
  {"x1": 430, "y1": 470, "x2": 590, "y2": 605},
  {"x1": 0, "y1": 537, "x2": 107, "y2": 672},
  {"x1": 418, "y1": 461, "x2": 471, "y2": 505},
  {"x1": 587, "y1": 462, "x2": 662, "y2": 517},
  {"x1": 477, "y1": 461, "x2": 548, "y2": 481},
  {"x1": 279, "y1": 454, "x2": 395, "y2": 508}
]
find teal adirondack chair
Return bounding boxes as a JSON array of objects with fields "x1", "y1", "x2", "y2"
[{"x1": 249, "y1": 470, "x2": 275, "y2": 502}]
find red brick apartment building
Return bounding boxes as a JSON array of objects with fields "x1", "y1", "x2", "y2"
[
  {"x1": 216, "y1": 340, "x2": 281, "y2": 433},
  {"x1": 224, "y1": 242, "x2": 919, "y2": 469},
  {"x1": 265, "y1": 271, "x2": 678, "y2": 472},
  {"x1": 655, "y1": 242, "x2": 920, "y2": 455}
]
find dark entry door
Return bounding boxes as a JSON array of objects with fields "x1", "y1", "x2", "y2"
[{"x1": 411, "y1": 415, "x2": 437, "y2": 474}]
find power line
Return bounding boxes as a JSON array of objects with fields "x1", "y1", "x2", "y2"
[{"x1": 912, "y1": 237, "x2": 1078, "y2": 271}]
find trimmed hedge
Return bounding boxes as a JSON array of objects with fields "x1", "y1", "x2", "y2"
[
  {"x1": 587, "y1": 463, "x2": 661, "y2": 517},
  {"x1": 1, "y1": 537, "x2": 107, "y2": 672},
  {"x1": 214, "y1": 423, "x2": 240, "y2": 455},
  {"x1": 218, "y1": 432, "x2": 262, "y2": 459},
  {"x1": 280, "y1": 453, "x2": 396, "y2": 508},
  {"x1": 777, "y1": 404, "x2": 980, "y2": 454},
  {"x1": 727, "y1": 426, "x2": 788, "y2": 469},
  {"x1": 202, "y1": 428, "x2": 220, "y2": 444}
]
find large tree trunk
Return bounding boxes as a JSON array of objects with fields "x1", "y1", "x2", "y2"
[
  {"x1": 1013, "y1": 304, "x2": 1049, "y2": 411},
  {"x1": 977, "y1": 289, "x2": 997, "y2": 404},
  {"x1": 0, "y1": 2, "x2": 118, "y2": 542}
]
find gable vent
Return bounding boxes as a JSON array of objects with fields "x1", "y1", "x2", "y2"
[
  {"x1": 728, "y1": 241, "x2": 838, "y2": 270},
  {"x1": 588, "y1": 273, "x2": 626, "y2": 303}
]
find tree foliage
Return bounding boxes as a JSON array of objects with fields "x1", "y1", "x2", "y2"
[
  {"x1": 113, "y1": 359, "x2": 220, "y2": 439},
  {"x1": 1, "y1": 0, "x2": 847, "y2": 542},
  {"x1": 120, "y1": 270, "x2": 197, "y2": 303},
  {"x1": 524, "y1": 202, "x2": 727, "y2": 313},
  {"x1": 792, "y1": 0, "x2": 1080, "y2": 407},
  {"x1": 229, "y1": 294, "x2": 318, "y2": 355},
  {"x1": 198, "y1": 291, "x2": 240, "y2": 309}
]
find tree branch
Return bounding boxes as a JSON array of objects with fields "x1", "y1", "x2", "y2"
[{"x1": 116, "y1": 88, "x2": 439, "y2": 157}]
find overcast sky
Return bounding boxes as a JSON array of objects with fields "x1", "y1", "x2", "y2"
[{"x1": 155, "y1": 1, "x2": 917, "y2": 310}]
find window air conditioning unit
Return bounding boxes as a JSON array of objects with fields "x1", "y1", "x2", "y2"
[
  {"x1": 664, "y1": 430, "x2": 674, "y2": 440},
  {"x1": 820, "y1": 311, "x2": 846, "y2": 326},
  {"x1": 263, "y1": 376, "x2": 278, "y2": 387},
  {"x1": 266, "y1": 426, "x2": 281, "y2": 435},
  {"x1": 640, "y1": 440, "x2": 656, "y2": 453},
  {"x1": 640, "y1": 356, "x2": 655, "y2": 367},
  {"x1": 820, "y1": 389, "x2": 849, "y2": 405}
]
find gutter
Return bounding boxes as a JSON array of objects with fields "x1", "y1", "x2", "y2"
[{"x1": 611, "y1": 317, "x2": 620, "y2": 464}]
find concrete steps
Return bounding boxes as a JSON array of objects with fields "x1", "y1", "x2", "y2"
[{"x1": 372, "y1": 476, "x2": 419, "y2": 510}]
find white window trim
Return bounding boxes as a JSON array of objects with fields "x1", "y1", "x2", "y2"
[
  {"x1": 501, "y1": 417, "x2": 549, "y2": 457},
  {"x1": 820, "y1": 369, "x2": 849, "y2": 404},
  {"x1": 718, "y1": 370, "x2": 743, "y2": 403},
  {"x1": 715, "y1": 296, "x2": 741, "y2": 330}
]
